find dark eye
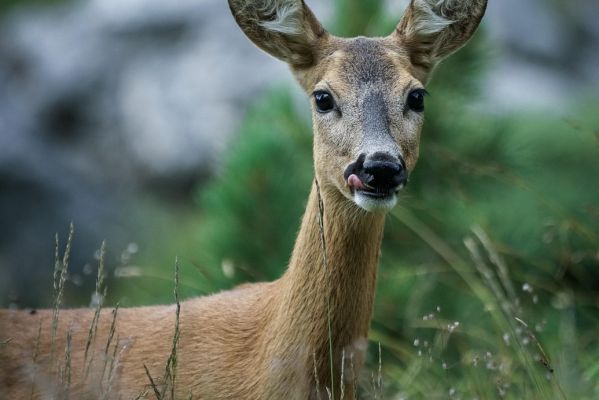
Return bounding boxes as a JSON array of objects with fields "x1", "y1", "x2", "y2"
[
  {"x1": 313, "y1": 90, "x2": 335, "y2": 113},
  {"x1": 407, "y1": 89, "x2": 427, "y2": 112}
]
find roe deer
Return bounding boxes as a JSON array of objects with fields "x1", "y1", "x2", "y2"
[{"x1": 0, "y1": 0, "x2": 487, "y2": 398}]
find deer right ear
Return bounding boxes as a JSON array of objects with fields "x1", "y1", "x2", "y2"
[
  {"x1": 393, "y1": 0, "x2": 487, "y2": 82},
  {"x1": 228, "y1": 0, "x2": 327, "y2": 68}
]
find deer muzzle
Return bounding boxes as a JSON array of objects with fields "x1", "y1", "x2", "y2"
[{"x1": 344, "y1": 152, "x2": 407, "y2": 197}]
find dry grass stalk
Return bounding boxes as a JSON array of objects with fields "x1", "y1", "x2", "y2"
[
  {"x1": 315, "y1": 178, "x2": 336, "y2": 399},
  {"x1": 28, "y1": 318, "x2": 43, "y2": 399},
  {"x1": 50, "y1": 224, "x2": 74, "y2": 366},
  {"x1": 465, "y1": 233, "x2": 562, "y2": 399},
  {"x1": 101, "y1": 335, "x2": 122, "y2": 400},
  {"x1": 99, "y1": 303, "x2": 119, "y2": 394},
  {"x1": 84, "y1": 241, "x2": 107, "y2": 380},
  {"x1": 162, "y1": 259, "x2": 182, "y2": 399},
  {"x1": 313, "y1": 351, "x2": 322, "y2": 400},
  {"x1": 472, "y1": 226, "x2": 520, "y2": 310},
  {"x1": 377, "y1": 343, "x2": 382, "y2": 392},
  {"x1": 133, "y1": 389, "x2": 150, "y2": 400},
  {"x1": 144, "y1": 364, "x2": 162, "y2": 399},
  {"x1": 59, "y1": 329, "x2": 72, "y2": 400},
  {"x1": 340, "y1": 349, "x2": 346, "y2": 399},
  {"x1": 350, "y1": 352, "x2": 358, "y2": 400},
  {"x1": 139, "y1": 260, "x2": 182, "y2": 400}
]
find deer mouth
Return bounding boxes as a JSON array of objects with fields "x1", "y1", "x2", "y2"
[
  {"x1": 346, "y1": 173, "x2": 399, "y2": 212},
  {"x1": 344, "y1": 153, "x2": 407, "y2": 211},
  {"x1": 347, "y1": 173, "x2": 399, "y2": 199}
]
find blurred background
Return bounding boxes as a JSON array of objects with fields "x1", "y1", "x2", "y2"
[{"x1": 0, "y1": 0, "x2": 597, "y2": 398}]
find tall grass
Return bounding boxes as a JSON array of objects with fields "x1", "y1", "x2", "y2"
[
  {"x1": 141, "y1": 259, "x2": 182, "y2": 400},
  {"x1": 50, "y1": 224, "x2": 74, "y2": 366},
  {"x1": 315, "y1": 178, "x2": 337, "y2": 398},
  {"x1": 13, "y1": 228, "x2": 187, "y2": 399}
]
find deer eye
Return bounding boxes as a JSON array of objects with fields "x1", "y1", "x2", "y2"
[
  {"x1": 407, "y1": 89, "x2": 427, "y2": 112},
  {"x1": 313, "y1": 90, "x2": 335, "y2": 113}
]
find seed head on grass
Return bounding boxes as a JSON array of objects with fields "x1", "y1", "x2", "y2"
[
  {"x1": 51, "y1": 224, "x2": 74, "y2": 368},
  {"x1": 465, "y1": 233, "x2": 563, "y2": 399},
  {"x1": 472, "y1": 226, "x2": 520, "y2": 311}
]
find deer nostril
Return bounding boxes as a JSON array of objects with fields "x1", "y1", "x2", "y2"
[{"x1": 363, "y1": 160, "x2": 406, "y2": 190}]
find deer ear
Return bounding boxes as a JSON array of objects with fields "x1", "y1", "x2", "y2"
[
  {"x1": 393, "y1": 0, "x2": 487, "y2": 82},
  {"x1": 228, "y1": 0, "x2": 327, "y2": 68}
]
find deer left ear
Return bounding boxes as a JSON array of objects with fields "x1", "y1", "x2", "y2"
[
  {"x1": 393, "y1": 0, "x2": 487, "y2": 82},
  {"x1": 228, "y1": 0, "x2": 328, "y2": 68}
]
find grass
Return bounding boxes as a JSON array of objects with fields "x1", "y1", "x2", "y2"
[
  {"x1": 373, "y1": 207, "x2": 578, "y2": 399},
  {"x1": 83, "y1": 241, "x2": 106, "y2": 381},
  {"x1": 142, "y1": 259, "x2": 182, "y2": 400},
  {"x1": 50, "y1": 224, "x2": 74, "y2": 367},
  {"x1": 9, "y1": 227, "x2": 186, "y2": 399},
  {"x1": 315, "y1": 177, "x2": 337, "y2": 398}
]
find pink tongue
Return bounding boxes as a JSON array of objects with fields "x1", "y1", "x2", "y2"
[{"x1": 347, "y1": 174, "x2": 366, "y2": 190}]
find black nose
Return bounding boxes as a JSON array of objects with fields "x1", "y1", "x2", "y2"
[
  {"x1": 363, "y1": 159, "x2": 406, "y2": 190},
  {"x1": 344, "y1": 152, "x2": 408, "y2": 193}
]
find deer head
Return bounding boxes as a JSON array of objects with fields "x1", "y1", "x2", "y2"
[{"x1": 229, "y1": 0, "x2": 487, "y2": 212}]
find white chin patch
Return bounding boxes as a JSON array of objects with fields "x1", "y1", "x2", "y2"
[{"x1": 354, "y1": 192, "x2": 398, "y2": 212}]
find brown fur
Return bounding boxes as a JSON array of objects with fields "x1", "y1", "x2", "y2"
[{"x1": 0, "y1": 1, "x2": 486, "y2": 398}]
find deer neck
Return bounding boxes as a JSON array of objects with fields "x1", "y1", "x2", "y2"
[{"x1": 271, "y1": 180, "x2": 386, "y2": 387}]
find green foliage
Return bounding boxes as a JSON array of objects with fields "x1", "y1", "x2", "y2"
[
  {"x1": 331, "y1": 0, "x2": 390, "y2": 37},
  {"x1": 193, "y1": 90, "x2": 314, "y2": 284},
  {"x1": 0, "y1": 0, "x2": 68, "y2": 14}
]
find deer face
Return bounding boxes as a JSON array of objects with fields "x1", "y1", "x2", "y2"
[
  {"x1": 229, "y1": 0, "x2": 487, "y2": 212},
  {"x1": 306, "y1": 37, "x2": 425, "y2": 211}
]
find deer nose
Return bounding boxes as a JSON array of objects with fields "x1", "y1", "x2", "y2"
[
  {"x1": 344, "y1": 152, "x2": 408, "y2": 193},
  {"x1": 363, "y1": 154, "x2": 407, "y2": 190},
  {"x1": 363, "y1": 160, "x2": 405, "y2": 190}
]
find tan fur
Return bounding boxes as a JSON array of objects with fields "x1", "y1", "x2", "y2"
[{"x1": 0, "y1": 1, "x2": 486, "y2": 398}]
